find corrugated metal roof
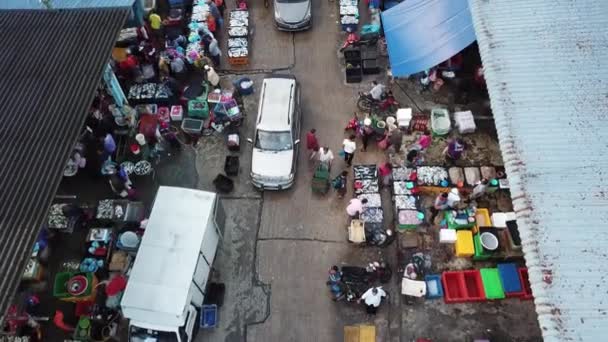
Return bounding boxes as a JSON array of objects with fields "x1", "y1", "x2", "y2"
[
  {"x1": 0, "y1": 8, "x2": 128, "y2": 318},
  {"x1": 0, "y1": 0, "x2": 135, "y2": 9},
  {"x1": 469, "y1": 1, "x2": 608, "y2": 341}
]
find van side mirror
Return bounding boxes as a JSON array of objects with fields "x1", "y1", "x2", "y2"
[
  {"x1": 294, "y1": 139, "x2": 300, "y2": 145},
  {"x1": 247, "y1": 138, "x2": 253, "y2": 143}
]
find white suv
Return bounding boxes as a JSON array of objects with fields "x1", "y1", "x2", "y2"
[{"x1": 249, "y1": 75, "x2": 301, "y2": 190}]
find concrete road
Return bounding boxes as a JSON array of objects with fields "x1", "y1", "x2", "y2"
[{"x1": 196, "y1": 0, "x2": 541, "y2": 341}]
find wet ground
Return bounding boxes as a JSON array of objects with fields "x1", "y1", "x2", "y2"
[{"x1": 29, "y1": 0, "x2": 541, "y2": 341}]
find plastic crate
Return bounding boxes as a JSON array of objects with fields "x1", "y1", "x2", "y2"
[
  {"x1": 480, "y1": 268, "x2": 505, "y2": 300},
  {"x1": 455, "y1": 230, "x2": 474, "y2": 257},
  {"x1": 228, "y1": 56, "x2": 249, "y2": 66},
  {"x1": 200, "y1": 305, "x2": 217, "y2": 328},
  {"x1": 473, "y1": 208, "x2": 491, "y2": 234},
  {"x1": 362, "y1": 59, "x2": 380, "y2": 75},
  {"x1": 462, "y1": 270, "x2": 485, "y2": 301},
  {"x1": 53, "y1": 272, "x2": 96, "y2": 301},
  {"x1": 441, "y1": 271, "x2": 466, "y2": 303},
  {"x1": 188, "y1": 99, "x2": 209, "y2": 119},
  {"x1": 424, "y1": 274, "x2": 443, "y2": 299},
  {"x1": 472, "y1": 233, "x2": 491, "y2": 261},
  {"x1": 498, "y1": 263, "x2": 523, "y2": 297},
  {"x1": 519, "y1": 268, "x2": 533, "y2": 300},
  {"x1": 181, "y1": 118, "x2": 205, "y2": 134}
]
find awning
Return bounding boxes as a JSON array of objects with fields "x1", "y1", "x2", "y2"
[
  {"x1": 381, "y1": 0, "x2": 476, "y2": 76},
  {"x1": 0, "y1": 8, "x2": 129, "y2": 317}
]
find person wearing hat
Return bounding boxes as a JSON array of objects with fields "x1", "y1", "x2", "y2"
[
  {"x1": 204, "y1": 64, "x2": 220, "y2": 87},
  {"x1": 360, "y1": 118, "x2": 374, "y2": 152}
]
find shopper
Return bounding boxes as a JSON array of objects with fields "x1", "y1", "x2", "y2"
[
  {"x1": 204, "y1": 65, "x2": 220, "y2": 87},
  {"x1": 333, "y1": 171, "x2": 348, "y2": 198},
  {"x1": 206, "y1": 0, "x2": 223, "y2": 29},
  {"x1": 208, "y1": 37, "x2": 222, "y2": 67},
  {"x1": 378, "y1": 162, "x2": 392, "y2": 187},
  {"x1": 306, "y1": 129, "x2": 320, "y2": 160},
  {"x1": 389, "y1": 128, "x2": 403, "y2": 153},
  {"x1": 346, "y1": 198, "x2": 367, "y2": 219},
  {"x1": 148, "y1": 11, "x2": 163, "y2": 47},
  {"x1": 358, "y1": 286, "x2": 387, "y2": 315},
  {"x1": 443, "y1": 138, "x2": 465, "y2": 164},
  {"x1": 429, "y1": 192, "x2": 449, "y2": 223},
  {"x1": 318, "y1": 146, "x2": 334, "y2": 169},
  {"x1": 360, "y1": 118, "x2": 374, "y2": 152},
  {"x1": 342, "y1": 134, "x2": 357, "y2": 166},
  {"x1": 169, "y1": 55, "x2": 186, "y2": 79}
]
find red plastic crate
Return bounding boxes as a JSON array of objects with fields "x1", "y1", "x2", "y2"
[
  {"x1": 462, "y1": 270, "x2": 486, "y2": 301},
  {"x1": 442, "y1": 271, "x2": 467, "y2": 303},
  {"x1": 518, "y1": 268, "x2": 533, "y2": 300}
]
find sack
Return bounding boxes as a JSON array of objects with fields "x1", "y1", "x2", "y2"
[{"x1": 338, "y1": 149, "x2": 346, "y2": 158}]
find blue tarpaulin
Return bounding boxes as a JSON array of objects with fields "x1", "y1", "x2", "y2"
[{"x1": 381, "y1": 0, "x2": 476, "y2": 76}]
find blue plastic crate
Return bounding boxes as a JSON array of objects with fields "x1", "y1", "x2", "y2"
[
  {"x1": 424, "y1": 274, "x2": 444, "y2": 299},
  {"x1": 200, "y1": 305, "x2": 218, "y2": 328},
  {"x1": 497, "y1": 263, "x2": 522, "y2": 294}
]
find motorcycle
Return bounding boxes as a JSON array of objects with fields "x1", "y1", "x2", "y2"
[{"x1": 356, "y1": 92, "x2": 399, "y2": 115}]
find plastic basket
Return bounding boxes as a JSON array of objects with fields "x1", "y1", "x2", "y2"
[
  {"x1": 480, "y1": 268, "x2": 505, "y2": 300},
  {"x1": 431, "y1": 108, "x2": 451, "y2": 136}
]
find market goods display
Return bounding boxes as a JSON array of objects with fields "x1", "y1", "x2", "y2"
[
  {"x1": 392, "y1": 167, "x2": 414, "y2": 181},
  {"x1": 354, "y1": 178, "x2": 379, "y2": 194},
  {"x1": 127, "y1": 83, "x2": 170, "y2": 102},
  {"x1": 448, "y1": 167, "x2": 464, "y2": 185},
  {"x1": 339, "y1": 0, "x2": 359, "y2": 30},
  {"x1": 393, "y1": 181, "x2": 413, "y2": 195},
  {"x1": 133, "y1": 160, "x2": 152, "y2": 176},
  {"x1": 353, "y1": 164, "x2": 378, "y2": 180},
  {"x1": 228, "y1": 9, "x2": 250, "y2": 64},
  {"x1": 398, "y1": 209, "x2": 423, "y2": 228},
  {"x1": 120, "y1": 161, "x2": 135, "y2": 175},
  {"x1": 360, "y1": 208, "x2": 384, "y2": 223},
  {"x1": 96, "y1": 200, "x2": 114, "y2": 220},
  {"x1": 48, "y1": 204, "x2": 68, "y2": 229},
  {"x1": 357, "y1": 193, "x2": 382, "y2": 208},
  {"x1": 416, "y1": 166, "x2": 448, "y2": 186},
  {"x1": 394, "y1": 195, "x2": 417, "y2": 210}
]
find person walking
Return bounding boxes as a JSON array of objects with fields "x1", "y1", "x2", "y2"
[
  {"x1": 358, "y1": 286, "x2": 387, "y2": 315},
  {"x1": 443, "y1": 138, "x2": 465, "y2": 164},
  {"x1": 208, "y1": 37, "x2": 222, "y2": 67},
  {"x1": 346, "y1": 198, "x2": 367, "y2": 219},
  {"x1": 389, "y1": 127, "x2": 404, "y2": 153},
  {"x1": 318, "y1": 146, "x2": 334, "y2": 170},
  {"x1": 360, "y1": 118, "x2": 374, "y2": 152},
  {"x1": 306, "y1": 129, "x2": 320, "y2": 160},
  {"x1": 342, "y1": 134, "x2": 357, "y2": 166},
  {"x1": 378, "y1": 162, "x2": 392, "y2": 187},
  {"x1": 333, "y1": 170, "x2": 348, "y2": 198}
]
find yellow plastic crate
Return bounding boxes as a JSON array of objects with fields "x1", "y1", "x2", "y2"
[
  {"x1": 473, "y1": 208, "x2": 491, "y2": 233},
  {"x1": 344, "y1": 325, "x2": 376, "y2": 342},
  {"x1": 455, "y1": 230, "x2": 474, "y2": 257}
]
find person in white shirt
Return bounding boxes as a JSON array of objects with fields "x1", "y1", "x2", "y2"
[
  {"x1": 318, "y1": 146, "x2": 334, "y2": 169},
  {"x1": 346, "y1": 198, "x2": 367, "y2": 218},
  {"x1": 471, "y1": 178, "x2": 489, "y2": 200},
  {"x1": 204, "y1": 65, "x2": 220, "y2": 87},
  {"x1": 369, "y1": 81, "x2": 386, "y2": 101},
  {"x1": 358, "y1": 286, "x2": 387, "y2": 314},
  {"x1": 342, "y1": 134, "x2": 357, "y2": 166}
]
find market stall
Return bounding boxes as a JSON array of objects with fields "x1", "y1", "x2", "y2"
[{"x1": 227, "y1": 9, "x2": 250, "y2": 65}]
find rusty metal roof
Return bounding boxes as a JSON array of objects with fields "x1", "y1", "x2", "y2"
[
  {"x1": 469, "y1": 1, "x2": 608, "y2": 341},
  {"x1": 0, "y1": 8, "x2": 128, "y2": 318}
]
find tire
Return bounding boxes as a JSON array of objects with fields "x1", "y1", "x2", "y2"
[{"x1": 357, "y1": 97, "x2": 372, "y2": 111}]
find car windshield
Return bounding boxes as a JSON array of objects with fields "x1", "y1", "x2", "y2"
[{"x1": 255, "y1": 130, "x2": 292, "y2": 151}]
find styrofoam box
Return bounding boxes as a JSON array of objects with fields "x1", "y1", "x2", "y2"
[{"x1": 439, "y1": 228, "x2": 457, "y2": 243}]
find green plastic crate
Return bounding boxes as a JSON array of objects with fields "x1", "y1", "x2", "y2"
[
  {"x1": 188, "y1": 99, "x2": 209, "y2": 119},
  {"x1": 53, "y1": 272, "x2": 95, "y2": 299},
  {"x1": 473, "y1": 234, "x2": 491, "y2": 261},
  {"x1": 480, "y1": 268, "x2": 505, "y2": 300},
  {"x1": 445, "y1": 211, "x2": 475, "y2": 230}
]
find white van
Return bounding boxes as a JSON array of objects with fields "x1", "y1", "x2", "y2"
[
  {"x1": 249, "y1": 74, "x2": 301, "y2": 190},
  {"x1": 121, "y1": 186, "x2": 225, "y2": 342}
]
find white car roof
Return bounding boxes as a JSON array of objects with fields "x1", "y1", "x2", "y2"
[{"x1": 256, "y1": 76, "x2": 296, "y2": 132}]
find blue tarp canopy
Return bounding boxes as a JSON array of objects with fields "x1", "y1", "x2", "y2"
[{"x1": 381, "y1": 0, "x2": 476, "y2": 76}]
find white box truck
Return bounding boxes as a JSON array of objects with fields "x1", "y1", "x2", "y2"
[{"x1": 121, "y1": 186, "x2": 225, "y2": 342}]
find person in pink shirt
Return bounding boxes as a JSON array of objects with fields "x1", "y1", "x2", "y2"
[
  {"x1": 346, "y1": 198, "x2": 367, "y2": 218},
  {"x1": 378, "y1": 162, "x2": 392, "y2": 187},
  {"x1": 417, "y1": 130, "x2": 432, "y2": 151}
]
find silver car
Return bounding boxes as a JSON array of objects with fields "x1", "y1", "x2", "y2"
[
  {"x1": 274, "y1": 0, "x2": 312, "y2": 31},
  {"x1": 249, "y1": 75, "x2": 301, "y2": 190}
]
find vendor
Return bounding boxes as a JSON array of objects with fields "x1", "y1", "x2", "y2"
[
  {"x1": 470, "y1": 178, "x2": 489, "y2": 200},
  {"x1": 346, "y1": 198, "x2": 367, "y2": 219},
  {"x1": 204, "y1": 64, "x2": 220, "y2": 87},
  {"x1": 429, "y1": 192, "x2": 449, "y2": 223}
]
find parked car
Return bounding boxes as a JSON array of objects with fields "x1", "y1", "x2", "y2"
[
  {"x1": 274, "y1": 0, "x2": 312, "y2": 31},
  {"x1": 249, "y1": 75, "x2": 301, "y2": 190}
]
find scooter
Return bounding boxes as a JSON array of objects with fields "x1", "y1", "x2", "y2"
[{"x1": 356, "y1": 92, "x2": 399, "y2": 114}]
